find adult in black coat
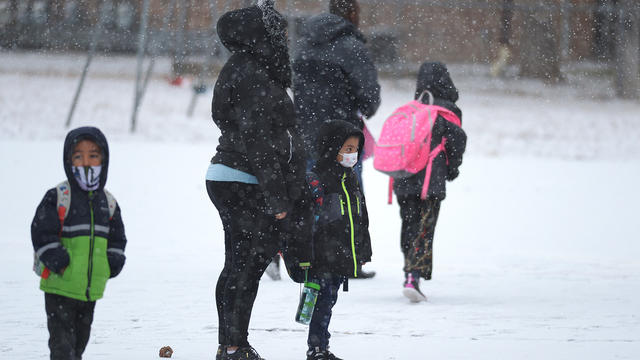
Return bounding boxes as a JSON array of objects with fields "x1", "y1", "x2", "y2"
[
  {"x1": 293, "y1": 0, "x2": 381, "y2": 158},
  {"x1": 394, "y1": 62, "x2": 467, "y2": 303},
  {"x1": 205, "y1": 2, "x2": 308, "y2": 359}
]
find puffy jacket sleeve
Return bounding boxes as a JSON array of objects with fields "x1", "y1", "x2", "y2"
[
  {"x1": 107, "y1": 203, "x2": 127, "y2": 278},
  {"x1": 31, "y1": 188, "x2": 69, "y2": 274},
  {"x1": 339, "y1": 37, "x2": 381, "y2": 119},
  {"x1": 234, "y1": 73, "x2": 290, "y2": 215},
  {"x1": 443, "y1": 120, "x2": 467, "y2": 181}
]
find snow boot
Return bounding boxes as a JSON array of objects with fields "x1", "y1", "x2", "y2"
[
  {"x1": 403, "y1": 272, "x2": 427, "y2": 303},
  {"x1": 222, "y1": 346, "x2": 265, "y2": 360},
  {"x1": 306, "y1": 347, "x2": 343, "y2": 360}
]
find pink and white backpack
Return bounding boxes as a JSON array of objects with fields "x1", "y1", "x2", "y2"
[{"x1": 373, "y1": 91, "x2": 461, "y2": 202}]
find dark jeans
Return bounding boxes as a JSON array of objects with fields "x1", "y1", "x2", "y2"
[
  {"x1": 44, "y1": 293, "x2": 96, "y2": 360},
  {"x1": 307, "y1": 273, "x2": 344, "y2": 350},
  {"x1": 206, "y1": 180, "x2": 282, "y2": 347},
  {"x1": 398, "y1": 196, "x2": 441, "y2": 280}
]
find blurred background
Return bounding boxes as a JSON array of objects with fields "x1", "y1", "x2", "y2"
[{"x1": 1, "y1": 0, "x2": 638, "y2": 99}]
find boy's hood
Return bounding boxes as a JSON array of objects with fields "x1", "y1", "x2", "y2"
[
  {"x1": 414, "y1": 61, "x2": 459, "y2": 103},
  {"x1": 300, "y1": 13, "x2": 365, "y2": 46},
  {"x1": 63, "y1": 127, "x2": 110, "y2": 191},
  {"x1": 314, "y1": 120, "x2": 364, "y2": 174}
]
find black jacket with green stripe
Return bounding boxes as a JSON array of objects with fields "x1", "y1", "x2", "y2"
[
  {"x1": 31, "y1": 127, "x2": 127, "y2": 302},
  {"x1": 308, "y1": 120, "x2": 372, "y2": 278}
]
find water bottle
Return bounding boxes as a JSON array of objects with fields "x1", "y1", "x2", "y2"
[{"x1": 295, "y1": 281, "x2": 320, "y2": 325}]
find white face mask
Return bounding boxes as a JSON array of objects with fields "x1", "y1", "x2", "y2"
[
  {"x1": 72, "y1": 165, "x2": 102, "y2": 191},
  {"x1": 339, "y1": 152, "x2": 358, "y2": 168}
]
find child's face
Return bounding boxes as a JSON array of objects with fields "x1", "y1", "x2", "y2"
[
  {"x1": 336, "y1": 136, "x2": 360, "y2": 163},
  {"x1": 72, "y1": 140, "x2": 102, "y2": 167}
]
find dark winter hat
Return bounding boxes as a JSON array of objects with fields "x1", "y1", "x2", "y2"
[
  {"x1": 63, "y1": 126, "x2": 110, "y2": 190},
  {"x1": 258, "y1": 0, "x2": 288, "y2": 52},
  {"x1": 414, "y1": 61, "x2": 459, "y2": 103},
  {"x1": 216, "y1": 2, "x2": 291, "y2": 87},
  {"x1": 315, "y1": 120, "x2": 365, "y2": 168}
]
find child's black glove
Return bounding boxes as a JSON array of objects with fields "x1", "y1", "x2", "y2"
[
  {"x1": 107, "y1": 252, "x2": 126, "y2": 278},
  {"x1": 447, "y1": 167, "x2": 459, "y2": 181},
  {"x1": 39, "y1": 246, "x2": 70, "y2": 274}
]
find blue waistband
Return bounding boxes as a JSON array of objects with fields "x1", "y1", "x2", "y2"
[{"x1": 206, "y1": 163, "x2": 259, "y2": 184}]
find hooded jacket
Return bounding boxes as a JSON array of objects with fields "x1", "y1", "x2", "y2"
[
  {"x1": 307, "y1": 120, "x2": 372, "y2": 278},
  {"x1": 293, "y1": 13, "x2": 381, "y2": 153},
  {"x1": 211, "y1": 5, "x2": 306, "y2": 214},
  {"x1": 393, "y1": 62, "x2": 467, "y2": 199},
  {"x1": 31, "y1": 127, "x2": 127, "y2": 302}
]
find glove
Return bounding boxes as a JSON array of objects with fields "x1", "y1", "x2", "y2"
[
  {"x1": 39, "y1": 246, "x2": 70, "y2": 274},
  {"x1": 447, "y1": 167, "x2": 459, "y2": 181},
  {"x1": 107, "y1": 252, "x2": 126, "y2": 278}
]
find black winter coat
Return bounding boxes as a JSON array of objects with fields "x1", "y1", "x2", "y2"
[
  {"x1": 307, "y1": 121, "x2": 372, "y2": 278},
  {"x1": 393, "y1": 62, "x2": 467, "y2": 200},
  {"x1": 32, "y1": 127, "x2": 127, "y2": 279},
  {"x1": 211, "y1": 6, "x2": 306, "y2": 215},
  {"x1": 293, "y1": 13, "x2": 381, "y2": 153}
]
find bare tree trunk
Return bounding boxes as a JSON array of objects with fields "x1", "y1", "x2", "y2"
[
  {"x1": 614, "y1": 0, "x2": 640, "y2": 99},
  {"x1": 519, "y1": 5, "x2": 562, "y2": 83}
]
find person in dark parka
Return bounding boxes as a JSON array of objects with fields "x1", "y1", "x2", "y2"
[
  {"x1": 394, "y1": 62, "x2": 467, "y2": 303},
  {"x1": 293, "y1": 0, "x2": 381, "y2": 159},
  {"x1": 31, "y1": 126, "x2": 127, "y2": 360},
  {"x1": 304, "y1": 120, "x2": 372, "y2": 360},
  {"x1": 205, "y1": 2, "x2": 308, "y2": 359}
]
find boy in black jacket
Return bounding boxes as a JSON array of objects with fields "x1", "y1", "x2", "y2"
[
  {"x1": 31, "y1": 126, "x2": 127, "y2": 359},
  {"x1": 304, "y1": 120, "x2": 372, "y2": 360},
  {"x1": 393, "y1": 62, "x2": 467, "y2": 302}
]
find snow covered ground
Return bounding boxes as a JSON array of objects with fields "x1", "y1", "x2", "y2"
[{"x1": 1, "y1": 51, "x2": 639, "y2": 359}]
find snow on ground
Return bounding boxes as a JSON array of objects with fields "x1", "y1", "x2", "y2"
[{"x1": 1, "y1": 51, "x2": 639, "y2": 359}]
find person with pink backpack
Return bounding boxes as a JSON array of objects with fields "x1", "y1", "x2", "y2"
[{"x1": 374, "y1": 62, "x2": 467, "y2": 302}]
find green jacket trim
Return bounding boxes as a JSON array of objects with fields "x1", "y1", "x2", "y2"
[{"x1": 341, "y1": 172, "x2": 358, "y2": 278}]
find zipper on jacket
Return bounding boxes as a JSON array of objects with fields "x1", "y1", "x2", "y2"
[
  {"x1": 356, "y1": 196, "x2": 360, "y2": 215},
  {"x1": 339, "y1": 195, "x2": 345, "y2": 215},
  {"x1": 86, "y1": 191, "x2": 95, "y2": 301},
  {"x1": 341, "y1": 173, "x2": 358, "y2": 278}
]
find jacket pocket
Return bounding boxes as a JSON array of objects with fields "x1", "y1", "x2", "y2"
[{"x1": 317, "y1": 193, "x2": 344, "y2": 225}]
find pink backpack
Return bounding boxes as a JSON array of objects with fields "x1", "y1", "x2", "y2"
[{"x1": 373, "y1": 91, "x2": 461, "y2": 202}]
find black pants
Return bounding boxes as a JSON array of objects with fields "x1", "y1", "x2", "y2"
[
  {"x1": 44, "y1": 293, "x2": 96, "y2": 360},
  {"x1": 398, "y1": 196, "x2": 441, "y2": 280},
  {"x1": 308, "y1": 273, "x2": 343, "y2": 350},
  {"x1": 206, "y1": 181, "x2": 282, "y2": 347}
]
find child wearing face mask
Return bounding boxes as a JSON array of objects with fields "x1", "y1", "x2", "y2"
[
  {"x1": 302, "y1": 120, "x2": 372, "y2": 360},
  {"x1": 31, "y1": 126, "x2": 127, "y2": 360}
]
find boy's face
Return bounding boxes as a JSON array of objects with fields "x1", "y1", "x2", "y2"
[
  {"x1": 336, "y1": 136, "x2": 360, "y2": 163},
  {"x1": 72, "y1": 140, "x2": 102, "y2": 167}
]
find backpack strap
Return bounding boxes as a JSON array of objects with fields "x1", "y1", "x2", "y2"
[
  {"x1": 55, "y1": 181, "x2": 71, "y2": 225},
  {"x1": 104, "y1": 189, "x2": 117, "y2": 220},
  {"x1": 37, "y1": 180, "x2": 71, "y2": 279}
]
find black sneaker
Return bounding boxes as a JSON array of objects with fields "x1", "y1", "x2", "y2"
[
  {"x1": 222, "y1": 346, "x2": 265, "y2": 360},
  {"x1": 216, "y1": 345, "x2": 224, "y2": 360},
  {"x1": 306, "y1": 347, "x2": 343, "y2": 360},
  {"x1": 402, "y1": 272, "x2": 427, "y2": 303}
]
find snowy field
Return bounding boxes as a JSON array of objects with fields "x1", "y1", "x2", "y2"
[{"x1": 1, "y1": 50, "x2": 640, "y2": 359}]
